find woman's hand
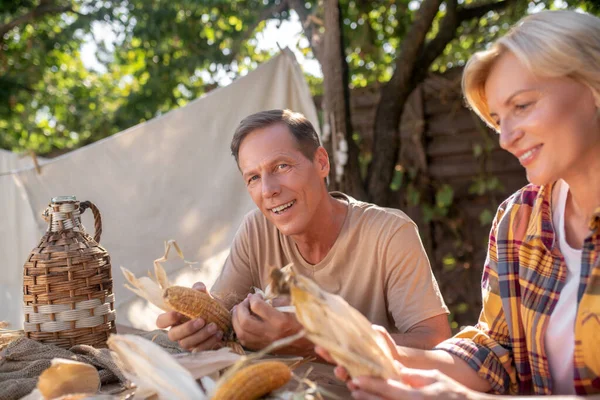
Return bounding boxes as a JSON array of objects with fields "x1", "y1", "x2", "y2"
[
  {"x1": 314, "y1": 322, "x2": 485, "y2": 400},
  {"x1": 350, "y1": 368, "x2": 480, "y2": 400},
  {"x1": 315, "y1": 324, "x2": 403, "y2": 382}
]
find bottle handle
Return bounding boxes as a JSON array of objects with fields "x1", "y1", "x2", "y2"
[{"x1": 79, "y1": 201, "x2": 102, "y2": 244}]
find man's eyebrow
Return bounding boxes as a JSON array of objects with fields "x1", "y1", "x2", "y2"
[
  {"x1": 241, "y1": 154, "x2": 296, "y2": 178},
  {"x1": 241, "y1": 167, "x2": 257, "y2": 179}
]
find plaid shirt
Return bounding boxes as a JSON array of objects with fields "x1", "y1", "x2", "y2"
[{"x1": 436, "y1": 183, "x2": 600, "y2": 395}]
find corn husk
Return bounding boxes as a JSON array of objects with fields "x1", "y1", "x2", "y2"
[
  {"x1": 120, "y1": 241, "x2": 246, "y2": 354},
  {"x1": 120, "y1": 240, "x2": 189, "y2": 311},
  {"x1": 172, "y1": 347, "x2": 242, "y2": 380},
  {"x1": 269, "y1": 268, "x2": 400, "y2": 380},
  {"x1": 0, "y1": 321, "x2": 23, "y2": 351},
  {"x1": 106, "y1": 333, "x2": 314, "y2": 400},
  {"x1": 105, "y1": 331, "x2": 339, "y2": 400},
  {"x1": 107, "y1": 334, "x2": 207, "y2": 399},
  {"x1": 253, "y1": 264, "x2": 296, "y2": 314}
]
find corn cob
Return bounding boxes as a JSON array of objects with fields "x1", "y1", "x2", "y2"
[
  {"x1": 37, "y1": 359, "x2": 100, "y2": 400},
  {"x1": 270, "y1": 267, "x2": 400, "y2": 380},
  {"x1": 163, "y1": 286, "x2": 232, "y2": 334},
  {"x1": 212, "y1": 361, "x2": 291, "y2": 400}
]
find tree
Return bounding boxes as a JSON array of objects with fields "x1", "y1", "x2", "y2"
[
  {"x1": 288, "y1": 0, "x2": 598, "y2": 205},
  {"x1": 0, "y1": 1, "x2": 130, "y2": 152},
  {"x1": 2, "y1": 0, "x2": 598, "y2": 328},
  {"x1": 0, "y1": 0, "x2": 289, "y2": 153},
  {"x1": 1, "y1": 0, "x2": 598, "y2": 199}
]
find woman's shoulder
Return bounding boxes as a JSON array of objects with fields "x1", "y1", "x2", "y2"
[
  {"x1": 500, "y1": 183, "x2": 545, "y2": 210},
  {"x1": 494, "y1": 182, "x2": 553, "y2": 232}
]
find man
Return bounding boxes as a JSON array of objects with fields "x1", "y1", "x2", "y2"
[{"x1": 157, "y1": 109, "x2": 450, "y2": 355}]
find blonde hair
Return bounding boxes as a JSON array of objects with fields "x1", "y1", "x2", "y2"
[{"x1": 463, "y1": 10, "x2": 600, "y2": 129}]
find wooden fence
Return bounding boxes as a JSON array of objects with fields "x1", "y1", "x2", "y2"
[{"x1": 346, "y1": 68, "x2": 527, "y2": 328}]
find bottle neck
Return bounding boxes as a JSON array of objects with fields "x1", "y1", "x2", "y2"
[{"x1": 45, "y1": 202, "x2": 84, "y2": 233}]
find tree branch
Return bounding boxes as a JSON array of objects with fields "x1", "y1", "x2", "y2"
[
  {"x1": 458, "y1": 0, "x2": 513, "y2": 21},
  {"x1": 288, "y1": 0, "x2": 323, "y2": 63},
  {"x1": 417, "y1": 0, "x2": 512, "y2": 71},
  {"x1": 366, "y1": 0, "x2": 442, "y2": 205},
  {"x1": 321, "y1": 0, "x2": 365, "y2": 198},
  {"x1": 416, "y1": 0, "x2": 459, "y2": 73},
  {"x1": 0, "y1": 3, "x2": 75, "y2": 40},
  {"x1": 365, "y1": 0, "x2": 513, "y2": 205},
  {"x1": 228, "y1": 0, "x2": 291, "y2": 59}
]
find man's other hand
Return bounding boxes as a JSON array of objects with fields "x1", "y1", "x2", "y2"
[
  {"x1": 155, "y1": 282, "x2": 224, "y2": 352},
  {"x1": 232, "y1": 293, "x2": 307, "y2": 353}
]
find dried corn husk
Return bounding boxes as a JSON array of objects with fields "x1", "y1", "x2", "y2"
[
  {"x1": 120, "y1": 266, "x2": 169, "y2": 311},
  {"x1": 109, "y1": 332, "x2": 337, "y2": 400},
  {"x1": 120, "y1": 240, "x2": 187, "y2": 311},
  {"x1": 120, "y1": 241, "x2": 246, "y2": 354},
  {"x1": 253, "y1": 264, "x2": 296, "y2": 314},
  {"x1": 107, "y1": 334, "x2": 207, "y2": 399},
  {"x1": 37, "y1": 358, "x2": 100, "y2": 400},
  {"x1": 270, "y1": 267, "x2": 400, "y2": 380},
  {"x1": 121, "y1": 241, "x2": 228, "y2": 321},
  {"x1": 172, "y1": 347, "x2": 242, "y2": 380},
  {"x1": 0, "y1": 321, "x2": 23, "y2": 351}
]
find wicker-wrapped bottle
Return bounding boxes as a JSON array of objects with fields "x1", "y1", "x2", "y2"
[{"x1": 23, "y1": 196, "x2": 116, "y2": 348}]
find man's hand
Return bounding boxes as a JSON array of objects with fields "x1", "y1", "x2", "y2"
[
  {"x1": 232, "y1": 293, "x2": 309, "y2": 354},
  {"x1": 156, "y1": 282, "x2": 224, "y2": 352}
]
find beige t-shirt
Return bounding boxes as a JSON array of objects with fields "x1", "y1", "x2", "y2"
[{"x1": 211, "y1": 192, "x2": 449, "y2": 333}]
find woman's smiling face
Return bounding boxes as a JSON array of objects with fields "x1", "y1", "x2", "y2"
[{"x1": 485, "y1": 52, "x2": 600, "y2": 186}]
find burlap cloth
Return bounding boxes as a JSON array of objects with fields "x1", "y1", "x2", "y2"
[{"x1": 0, "y1": 330, "x2": 183, "y2": 400}]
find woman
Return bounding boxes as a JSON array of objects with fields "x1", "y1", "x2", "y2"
[{"x1": 317, "y1": 9, "x2": 600, "y2": 399}]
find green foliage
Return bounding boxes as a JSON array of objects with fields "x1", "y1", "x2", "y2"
[
  {"x1": 389, "y1": 167, "x2": 404, "y2": 191},
  {"x1": 109, "y1": 0, "x2": 280, "y2": 130},
  {"x1": 0, "y1": 0, "x2": 288, "y2": 154},
  {"x1": 433, "y1": 0, "x2": 599, "y2": 71},
  {"x1": 0, "y1": 1, "x2": 127, "y2": 152},
  {"x1": 442, "y1": 253, "x2": 457, "y2": 271},
  {"x1": 479, "y1": 208, "x2": 494, "y2": 226},
  {"x1": 419, "y1": 184, "x2": 454, "y2": 224},
  {"x1": 340, "y1": 0, "x2": 405, "y2": 88},
  {"x1": 1, "y1": 0, "x2": 598, "y2": 155}
]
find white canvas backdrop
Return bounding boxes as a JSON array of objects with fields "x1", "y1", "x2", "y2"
[
  {"x1": 1, "y1": 50, "x2": 319, "y2": 329},
  {"x1": 0, "y1": 150, "x2": 48, "y2": 329}
]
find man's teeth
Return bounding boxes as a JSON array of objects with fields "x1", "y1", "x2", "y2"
[
  {"x1": 272, "y1": 200, "x2": 295, "y2": 213},
  {"x1": 520, "y1": 147, "x2": 537, "y2": 161}
]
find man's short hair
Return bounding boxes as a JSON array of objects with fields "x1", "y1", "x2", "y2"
[{"x1": 230, "y1": 109, "x2": 321, "y2": 165}]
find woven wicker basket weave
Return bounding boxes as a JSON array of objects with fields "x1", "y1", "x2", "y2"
[{"x1": 23, "y1": 196, "x2": 116, "y2": 349}]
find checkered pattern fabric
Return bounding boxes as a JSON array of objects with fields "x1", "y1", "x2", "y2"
[{"x1": 436, "y1": 183, "x2": 600, "y2": 395}]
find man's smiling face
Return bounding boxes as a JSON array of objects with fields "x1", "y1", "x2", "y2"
[{"x1": 238, "y1": 122, "x2": 329, "y2": 237}]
